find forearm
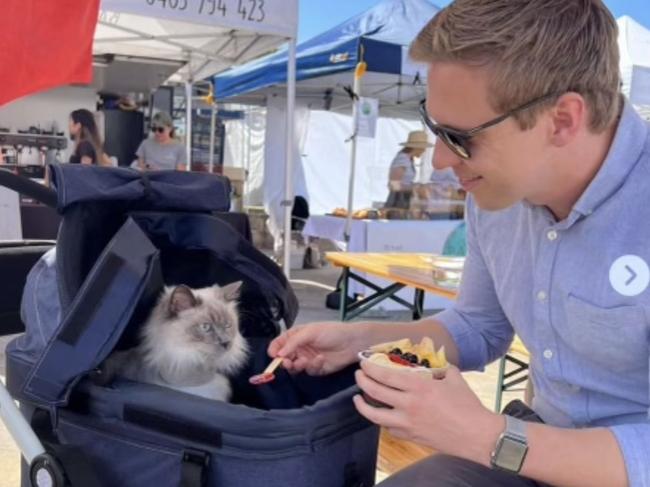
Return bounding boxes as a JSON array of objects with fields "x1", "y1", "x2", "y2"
[
  {"x1": 524, "y1": 424, "x2": 627, "y2": 486},
  {"x1": 471, "y1": 415, "x2": 628, "y2": 487},
  {"x1": 360, "y1": 317, "x2": 461, "y2": 366}
]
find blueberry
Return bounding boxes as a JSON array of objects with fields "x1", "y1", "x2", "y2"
[
  {"x1": 390, "y1": 348, "x2": 403, "y2": 356},
  {"x1": 420, "y1": 359, "x2": 431, "y2": 368},
  {"x1": 403, "y1": 353, "x2": 418, "y2": 364}
]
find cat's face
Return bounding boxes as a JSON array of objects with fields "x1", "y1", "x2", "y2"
[
  {"x1": 171, "y1": 284, "x2": 240, "y2": 355},
  {"x1": 142, "y1": 282, "x2": 248, "y2": 382}
]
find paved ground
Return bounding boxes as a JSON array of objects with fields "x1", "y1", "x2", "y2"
[{"x1": 0, "y1": 265, "x2": 522, "y2": 486}]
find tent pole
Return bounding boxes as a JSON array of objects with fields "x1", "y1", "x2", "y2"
[
  {"x1": 185, "y1": 78, "x2": 193, "y2": 172},
  {"x1": 344, "y1": 53, "x2": 367, "y2": 245},
  {"x1": 209, "y1": 103, "x2": 217, "y2": 173},
  {"x1": 283, "y1": 38, "x2": 297, "y2": 277}
]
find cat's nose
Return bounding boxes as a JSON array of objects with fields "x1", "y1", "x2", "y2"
[{"x1": 220, "y1": 341, "x2": 231, "y2": 349}]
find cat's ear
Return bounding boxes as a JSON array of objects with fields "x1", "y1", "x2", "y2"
[
  {"x1": 220, "y1": 281, "x2": 243, "y2": 301},
  {"x1": 169, "y1": 285, "x2": 198, "y2": 315}
]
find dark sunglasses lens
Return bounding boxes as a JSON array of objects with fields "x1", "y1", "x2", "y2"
[
  {"x1": 440, "y1": 130, "x2": 470, "y2": 159},
  {"x1": 152, "y1": 127, "x2": 165, "y2": 133}
]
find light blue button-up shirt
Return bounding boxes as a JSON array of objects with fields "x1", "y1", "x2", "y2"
[{"x1": 437, "y1": 101, "x2": 650, "y2": 486}]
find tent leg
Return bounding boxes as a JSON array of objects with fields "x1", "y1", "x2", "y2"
[
  {"x1": 344, "y1": 72, "x2": 362, "y2": 243},
  {"x1": 185, "y1": 78, "x2": 193, "y2": 172},
  {"x1": 208, "y1": 104, "x2": 216, "y2": 173},
  {"x1": 282, "y1": 38, "x2": 297, "y2": 277}
]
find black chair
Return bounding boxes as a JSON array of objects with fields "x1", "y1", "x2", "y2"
[
  {"x1": 291, "y1": 196, "x2": 310, "y2": 232},
  {"x1": 0, "y1": 241, "x2": 55, "y2": 336}
]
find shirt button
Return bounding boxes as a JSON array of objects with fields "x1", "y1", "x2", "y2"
[
  {"x1": 543, "y1": 349, "x2": 554, "y2": 360},
  {"x1": 547, "y1": 230, "x2": 558, "y2": 241},
  {"x1": 537, "y1": 291, "x2": 547, "y2": 301}
]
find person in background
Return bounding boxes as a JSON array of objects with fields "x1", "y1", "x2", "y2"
[
  {"x1": 137, "y1": 111, "x2": 186, "y2": 171},
  {"x1": 68, "y1": 109, "x2": 109, "y2": 165},
  {"x1": 385, "y1": 130, "x2": 433, "y2": 209}
]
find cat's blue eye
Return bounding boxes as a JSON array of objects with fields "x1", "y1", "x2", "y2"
[{"x1": 199, "y1": 323, "x2": 213, "y2": 333}]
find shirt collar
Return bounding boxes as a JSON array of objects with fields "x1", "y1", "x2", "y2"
[{"x1": 571, "y1": 99, "x2": 648, "y2": 217}]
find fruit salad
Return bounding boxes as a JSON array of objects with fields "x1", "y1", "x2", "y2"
[{"x1": 360, "y1": 337, "x2": 448, "y2": 377}]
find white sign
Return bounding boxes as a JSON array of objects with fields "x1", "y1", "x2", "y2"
[
  {"x1": 100, "y1": 0, "x2": 298, "y2": 38},
  {"x1": 0, "y1": 187, "x2": 22, "y2": 240},
  {"x1": 355, "y1": 97, "x2": 379, "y2": 138}
]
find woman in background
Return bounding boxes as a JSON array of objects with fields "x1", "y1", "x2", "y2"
[
  {"x1": 68, "y1": 109, "x2": 109, "y2": 165},
  {"x1": 137, "y1": 111, "x2": 186, "y2": 171},
  {"x1": 384, "y1": 130, "x2": 433, "y2": 209}
]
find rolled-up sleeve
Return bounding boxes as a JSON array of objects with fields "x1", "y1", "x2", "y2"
[
  {"x1": 610, "y1": 423, "x2": 650, "y2": 486},
  {"x1": 435, "y1": 197, "x2": 515, "y2": 371}
]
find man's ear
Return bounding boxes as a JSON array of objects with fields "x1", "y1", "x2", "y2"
[{"x1": 548, "y1": 92, "x2": 587, "y2": 148}]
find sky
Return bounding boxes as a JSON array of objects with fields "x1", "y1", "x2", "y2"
[{"x1": 298, "y1": 0, "x2": 650, "y2": 41}]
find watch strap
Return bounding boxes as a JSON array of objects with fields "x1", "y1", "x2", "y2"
[{"x1": 505, "y1": 414, "x2": 527, "y2": 443}]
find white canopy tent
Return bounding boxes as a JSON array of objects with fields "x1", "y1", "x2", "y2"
[
  {"x1": 618, "y1": 15, "x2": 650, "y2": 118},
  {"x1": 96, "y1": 0, "x2": 298, "y2": 275},
  {"x1": 96, "y1": 1, "x2": 297, "y2": 82}
]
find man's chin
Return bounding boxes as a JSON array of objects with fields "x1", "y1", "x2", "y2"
[{"x1": 473, "y1": 194, "x2": 519, "y2": 212}]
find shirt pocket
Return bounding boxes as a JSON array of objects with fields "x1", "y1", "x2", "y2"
[{"x1": 563, "y1": 294, "x2": 649, "y2": 373}]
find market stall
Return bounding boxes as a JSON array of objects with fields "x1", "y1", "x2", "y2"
[
  {"x1": 1, "y1": 0, "x2": 299, "y2": 256},
  {"x1": 214, "y1": 0, "x2": 439, "y2": 272}
]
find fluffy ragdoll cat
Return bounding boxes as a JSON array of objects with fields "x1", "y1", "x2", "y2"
[{"x1": 101, "y1": 282, "x2": 248, "y2": 401}]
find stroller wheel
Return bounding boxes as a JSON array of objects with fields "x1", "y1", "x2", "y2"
[{"x1": 29, "y1": 453, "x2": 66, "y2": 487}]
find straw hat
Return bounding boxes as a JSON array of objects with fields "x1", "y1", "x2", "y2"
[{"x1": 400, "y1": 130, "x2": 433, "y2": 149}]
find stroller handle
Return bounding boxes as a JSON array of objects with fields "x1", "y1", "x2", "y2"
[
  {"x1": 0, "y1": 168, "x2": 57, "y2": 208},
  {"x1": 0, "y1": 381, "x2": 46, "y2": 464}
]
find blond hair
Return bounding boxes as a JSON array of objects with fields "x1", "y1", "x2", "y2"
[{"x1": 410, "y1": 0, "x2": 621, "y2": 132}]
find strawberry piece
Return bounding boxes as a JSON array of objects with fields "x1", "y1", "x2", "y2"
[
  {"x1": 249, "y1": 372, "x2": 275, "y2": 385},
  {"x1": 388, "y1": 354, "x2": 415, "y2": 367}
]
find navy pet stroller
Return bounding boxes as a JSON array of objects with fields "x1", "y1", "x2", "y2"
[{"x1": 0, "y1": 165, "x2": 379, "y2": 487}]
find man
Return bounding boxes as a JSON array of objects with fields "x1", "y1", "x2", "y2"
[{"x1": 269, "y1": 1, "x2": 649, "y2": 485}]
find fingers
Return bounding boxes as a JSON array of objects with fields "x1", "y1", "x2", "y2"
[
  {"x1": 352, "y1": 395, "x2": 405, "y2": 429},
  {"x1": 355, "y1": 369, "x2": 406, "y2": 409},
  {"x1": 268, "y1": 333, "x2": 288, "y2": 357},
  {"x1": 359, "y1": 359, "x2": 432, "y2": 391},
  {"x1": 268, "y1": 327, "x2": 304, "y2": 357},
  {"x1": 272, "y1": 326, "x2": 317, "y2": 358}
]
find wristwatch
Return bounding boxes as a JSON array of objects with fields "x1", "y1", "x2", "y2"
[{"x1": 490, "y1": 415, "x2": 529, "y2": 473}]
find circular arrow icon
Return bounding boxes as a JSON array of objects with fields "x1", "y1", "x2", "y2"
[{"x1": 609, "y1": 255, "x2": 650, "y2": 297}]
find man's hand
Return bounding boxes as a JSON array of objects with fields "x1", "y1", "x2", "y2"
[
  {"x1": 268, "y1": 322, "x2": 369, "y2": 376},
  {"x1": 354, "y1": 360, "x2": 504, "y2": 466}
]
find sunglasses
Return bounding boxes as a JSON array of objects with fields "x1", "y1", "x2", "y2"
[
  {"x1": 419, "y1": 92, "x2": 559, "y2": 159},
  {"x1": 151, "y1": 126, "x2": 167, "y2": 134}
]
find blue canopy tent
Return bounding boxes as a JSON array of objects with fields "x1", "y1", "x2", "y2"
[
  {"x1": 214, "y1": 0, "x2": 439, "y2": 265},
  {"x1": 214, "y1": 0, "x2": 438, "y2": 116}
]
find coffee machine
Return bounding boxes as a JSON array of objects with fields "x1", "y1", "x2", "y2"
[{"x1": 0, "y1": 126, "x2": 67, "y2": 171}]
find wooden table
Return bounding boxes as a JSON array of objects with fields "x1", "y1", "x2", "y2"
[
  {"x1": 326, "y1": 251, "x2": 530, "y2": 412},
  {"x1": 326, "y1": 252, "x2": 457, "y2": 321}
]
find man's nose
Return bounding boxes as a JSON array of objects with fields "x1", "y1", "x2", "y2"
[{"x1": 432, "y1": 141, "x2": 464, "y2": 171}]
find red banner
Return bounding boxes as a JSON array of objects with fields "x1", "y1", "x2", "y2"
[{"x1": 0, "y1": 0, "x2": 100, "y2": 106}]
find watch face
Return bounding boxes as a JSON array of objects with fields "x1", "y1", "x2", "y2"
[{"x1": 494, "y1": 437, "x2": 527, "y2": 471}]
